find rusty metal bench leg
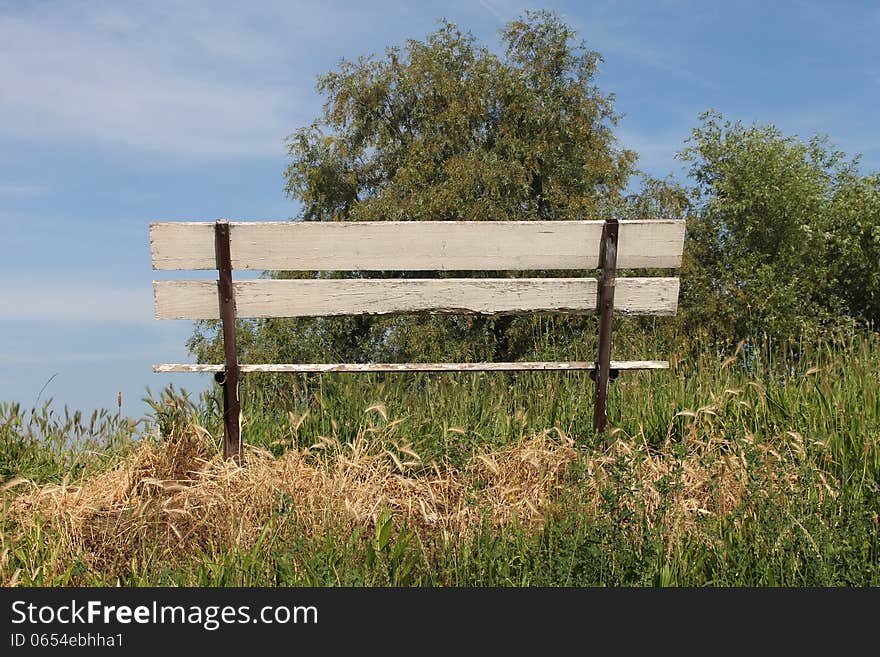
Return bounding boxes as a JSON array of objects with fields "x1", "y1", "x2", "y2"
[
  {"x1": 215, "y1": 219, "x2": 242, "y2": 463},
  {"x1": 592, "y1": 217, "x2": 618, "y2": 437}
]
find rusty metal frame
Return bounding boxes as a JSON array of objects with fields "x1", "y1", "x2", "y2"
[
  {"x1": 592, "y1": 217, "x2": 619, "y2": 434},
  {"x1": 208, "y1": 215, "x2": 623, "y2": 456},
  {"x1": 214, "y1": 219, "x2": 242, "y2": 462}
]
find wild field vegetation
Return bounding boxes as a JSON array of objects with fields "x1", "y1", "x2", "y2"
[
  {"x1": 2, "y1": 329, "x2": 877, "y2": 586},
  {"x1": 3, "y1": 11, "x2": 879, "y2": 587}
]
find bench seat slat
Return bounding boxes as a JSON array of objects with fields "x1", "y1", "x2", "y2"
[
  {"x1": 154, "y1": 277, "x2": 679, "y2": 319},
  {"x1": 153, "y1": 361, "x2": 670, "y2": 373},
  {"x1": 150, "y1": 220, "x2": 685, "y2": 271}
]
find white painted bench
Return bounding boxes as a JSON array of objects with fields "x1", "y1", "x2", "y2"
[{"x1": 151, "y1": 218, "x2": 685, "y2": 460}]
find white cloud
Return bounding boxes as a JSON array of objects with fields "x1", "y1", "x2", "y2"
[
  {"x1": 0, "y1": 280, "x2": 154, "y2": 322},
  {"x1": 1, "y1": 349, "x2": 158, "y2": 366},
  {"x1": 616, "y1": 127, "x2": 690, "y2": 179},
  {"x1": 0, "y1": 1, "x2": 327, "y2": 157},
  {"x1": 477, "y1": 0, "x2": 509, "y2": 23},
  {"x1": 0, "y1": 183, "x2": 47, "y2": 196}
]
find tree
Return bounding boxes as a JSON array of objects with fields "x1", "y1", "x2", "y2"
[
  {"x1": 285, "y1": 12, "x2": 634, "y2": 224},
  {"x1": 677, "y1": 110, "x2": 877, "y2": 343},
  {"x1": 189, "y1": 11, "x2": 644, "y2": 367},
  {"x1": 825, "y1": 172, "x2": 880, "y2": 326}
]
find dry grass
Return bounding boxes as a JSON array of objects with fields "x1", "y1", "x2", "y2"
[{"x1": 0, "y1": 411, "x2": 831, "y2": 585}]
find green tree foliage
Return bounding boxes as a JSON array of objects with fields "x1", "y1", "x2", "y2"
[
  {"x1": 188, "y1": 18, "x2": 880, "y2": 371},
  {"x1": 676, "y1": 110, "x2": 879, "y2": 343},
  {"x1": 825, "y1": 172, "x2": 880, "y2": 326},
  {"x1": 189, "y1": 11, "x2": 647, "y2": 366},
  {"x1": 285, "y1": 12, "x2": 634, "y2": 223}
]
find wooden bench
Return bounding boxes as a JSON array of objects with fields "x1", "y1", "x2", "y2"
[{"x1": 151, "y1": 218, "x2": 685, "y2": 460}]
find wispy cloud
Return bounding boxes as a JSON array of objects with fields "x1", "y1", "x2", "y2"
[
  {"x1": 0, "y1": 280, "x2": 154, "y2": 323},
  {"x1": 0, "y1": 183, "x2": 47, "y2": 197},
  {"x1": 477, "y1": 0, "x2": 509, "y2": 23},
  {"x1": 472, "y1": 0, "x2": 720, "y2": 92},
  {"x1": 617, "y1": 127, "x2": 691, "y2": 179},
  {"x1": 0, "y1": 1, "x2": 325, "y2": 158},
  {"x1": 0, "y1": 349, "x2": 161, "y2": 366}
]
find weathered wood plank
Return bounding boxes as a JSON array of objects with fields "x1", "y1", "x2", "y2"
[
  {"x1": 153, "y1": 360, "x2": 670, "y2": 373},
  {"x1": 153, "y1": 277, "x2": 679, "y2": 319},
  {"x1": 150, "y1": 220, "x2": 685, "y2": 271}
]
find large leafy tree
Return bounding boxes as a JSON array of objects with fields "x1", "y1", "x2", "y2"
[
  {"x1": 190, "y1": 11, "x2": 646, "y2": 366},
  {"x1": 285, "y1": 13, "x2": 634, "y2": 223},
  {"x1": 677, "y1": 110, "x2": 879, "y2": 343},
  {"x1": 825, "y1": 172, "x2": 880, "y2": 326}
]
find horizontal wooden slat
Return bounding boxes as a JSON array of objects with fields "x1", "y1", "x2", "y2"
[
  {"x1": 150, "y1": 220, "x2": 685, "y2": 271},
  {"x1": 154, "y1": 277, "x2": 679, "y2": 319},
  {"x1": 153, "y1": 360, "x2": 670, "y2": 373}
]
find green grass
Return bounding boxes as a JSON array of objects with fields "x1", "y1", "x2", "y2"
[
  {"x1": 0, "y1": 399, "x2": 141, "y2": 484},
  {"x1": 1, "y1": 329, "x2": 878, "y2": 586},
  {"x1": 229, "y1": 326, "x2": 880, "y2": 480}
]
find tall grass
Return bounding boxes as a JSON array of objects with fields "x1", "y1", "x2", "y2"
[
  {"x1": 227, "y1": 326, "x2": 880, "y2": 484},
  {"x1": 0, "y1": 399, "x2": 142, "y2": 484},
  {"x1": 1, "y1": 329, "x2": 878, "y2": 586}
]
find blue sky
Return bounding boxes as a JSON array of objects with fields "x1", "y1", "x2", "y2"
[{"x1": 1, "y1": 0, "x2": 878, "y2": 419}]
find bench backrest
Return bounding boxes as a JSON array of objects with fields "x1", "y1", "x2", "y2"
[
  {"x1": 151, "y1": 220, "x2": 684, "y2": 320},
  {"x1": 150, "y1": 218, "x2": 685, "y2": 460}
]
